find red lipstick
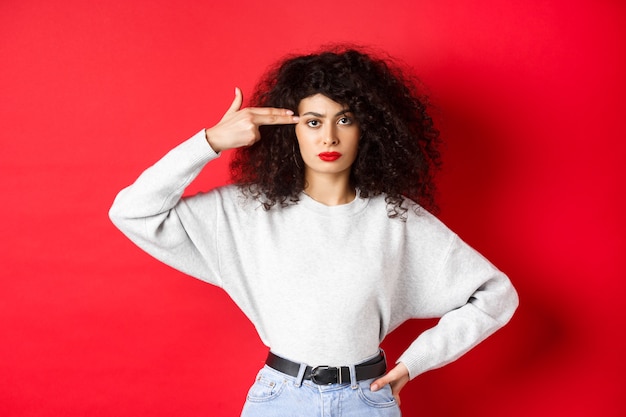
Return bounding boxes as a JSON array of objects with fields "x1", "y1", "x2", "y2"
[{"x1": 318, "y1": 152, "x2": 342, "y2": 162}]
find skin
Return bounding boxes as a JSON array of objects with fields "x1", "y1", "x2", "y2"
[
  {"x1": 205, "y1": 87, "x2": 299, "y2": 153},
  {"x1": 295, "y1": 94, "x2": 360, "y2": 206},
  {"x1": 205, "y1": 88, "x2": 411, "y2": 403}
]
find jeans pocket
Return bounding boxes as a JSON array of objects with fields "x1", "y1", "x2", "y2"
[
  {"x1": 246, "y1": 368, "x2": 286, "y2": 403},
  {"x1": 357, "y1": 381, "x2": 398, "y2": 408}
]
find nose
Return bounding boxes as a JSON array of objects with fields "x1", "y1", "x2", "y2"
[{"x1": 322, "y1": 125, "x2": 339, "y2": 146}]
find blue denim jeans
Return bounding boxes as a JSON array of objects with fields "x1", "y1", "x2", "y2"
[{"x1": 240, "y1": 365, "x2": 402, "y2": 417}]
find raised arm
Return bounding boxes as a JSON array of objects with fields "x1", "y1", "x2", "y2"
[{"x1": 108, "y1": 89, "x2": 299, "y2": 283}]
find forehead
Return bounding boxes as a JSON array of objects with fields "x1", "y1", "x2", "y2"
[{"x1": 298, "y1": 94, "x2": 349, "y2": 113}]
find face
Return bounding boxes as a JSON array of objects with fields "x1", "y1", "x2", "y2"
[{"x1": 295, "y1": 94, "x2": 360, "y2": 181}]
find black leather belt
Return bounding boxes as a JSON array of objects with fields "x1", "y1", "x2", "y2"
[{"x1": 265, "y1": 351, "x2": 387, "y2": 385}]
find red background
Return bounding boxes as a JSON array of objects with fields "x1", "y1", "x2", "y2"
[{"x1": 1, "y1": 0, "x2": 624, "y2": 416}]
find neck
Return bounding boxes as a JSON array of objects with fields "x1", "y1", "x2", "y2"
[{"x1": 303, "y1": 174, "x2": 356, "y2": 206}]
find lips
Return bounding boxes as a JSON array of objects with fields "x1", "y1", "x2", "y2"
[{"x1": 318, "y1": 152, "x2": 342, "y2": 162}]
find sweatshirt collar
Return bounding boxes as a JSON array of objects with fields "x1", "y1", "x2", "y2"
[{"x1": 298, "y1": 189, "x2": 369, "y2": 217}]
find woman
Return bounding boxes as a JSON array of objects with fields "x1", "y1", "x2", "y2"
[{"x1": 109, "y1": 47, "x2": 518, "y2": 416}]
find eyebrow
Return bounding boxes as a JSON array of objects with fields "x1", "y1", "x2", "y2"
[{"x1": 301, "y1": 109, "x2": 352, "y2": 117}]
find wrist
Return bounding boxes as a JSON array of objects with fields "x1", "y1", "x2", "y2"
[{"x1": 204, "y1": 128, "x2": 222, "y2": 153}]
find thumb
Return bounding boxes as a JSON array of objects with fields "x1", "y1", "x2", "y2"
[
  {"x1": 370, "y1": 374, "x2": 392, "y2": 392},
  {"x1": 226, "y1": 87, "x2": 243, "y2": 114}
]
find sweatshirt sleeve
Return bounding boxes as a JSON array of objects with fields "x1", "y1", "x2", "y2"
[
  {"x1": 397, "y1": 234, "x2": 519, "y2": 379},
  {"x1": 108, "y1": 130, "x2": 224, "y2": 286}
]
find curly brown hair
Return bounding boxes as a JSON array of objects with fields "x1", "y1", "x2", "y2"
[{"x1": 230, "y1": 46, "x2": 441, "y2": 218}]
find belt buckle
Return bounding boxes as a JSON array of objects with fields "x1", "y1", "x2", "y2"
[{"x1": 310, "y1": 366, "x2": 340, "y2": 385}]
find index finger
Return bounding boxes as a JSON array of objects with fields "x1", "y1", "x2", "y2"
[{"x1": 251, "y1": 109, "x2": 300, "y2": 126}]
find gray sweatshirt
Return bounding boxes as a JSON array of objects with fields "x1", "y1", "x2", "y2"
[{"x1": 109, "y1": 130, "x2": 519, "y2": 379}]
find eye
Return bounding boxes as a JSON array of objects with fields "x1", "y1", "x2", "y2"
[
  {"x1": 338, "y1": 116, "x2": 353, "y2": 125},
  {"x1": 306, "y1": 119, "x2": 320, "y2": 128}
]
